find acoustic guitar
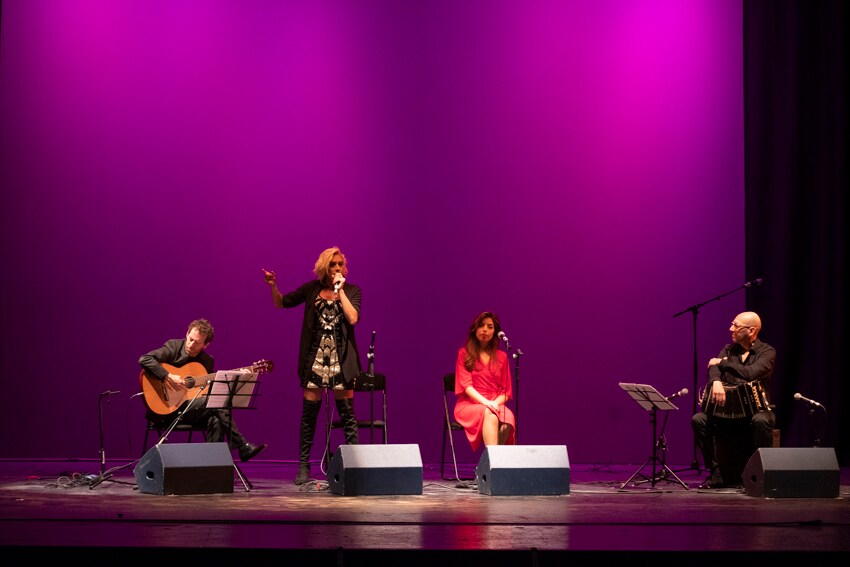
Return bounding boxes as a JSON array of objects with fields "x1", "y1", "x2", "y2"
[{"x1": 140, "y1": 359, "x2": 273, "y2": 416}]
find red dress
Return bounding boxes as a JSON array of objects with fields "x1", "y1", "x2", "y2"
[{"x1": 453, "y1": 348, "x2": 516, "y2": 451}]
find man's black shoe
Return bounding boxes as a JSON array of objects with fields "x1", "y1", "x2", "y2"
[
  {"x1": 239, "y1": 443, "x2": 268, "y2": 462},
  {"x1": 698, "y1": 470, "x2": 724, "y2": 489}
]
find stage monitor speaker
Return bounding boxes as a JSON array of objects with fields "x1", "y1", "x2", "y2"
[
  {"x1": 328, "y1": 444, "x2": 423, "y2": 496},
  {"x1": 476, "y1": 445, "x2": 570, "y2": 496},
  {"x1": 742, "y1": 447, "x2": 839, "y2": 498},
  {"x1": 134, "y1": 442, "x2": 234, "y2": 495}
]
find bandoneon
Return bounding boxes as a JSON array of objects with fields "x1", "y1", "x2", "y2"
[{"x1": 700, "y1": 380, "x2": 771, "y2": 419}]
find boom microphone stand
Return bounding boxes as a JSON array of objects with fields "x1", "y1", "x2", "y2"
[
  {"x1": 156, "y1": 382, "x2": 210, "y2": 445},
  {"x1": 98, "y1": 390, "x2": 121, "y2": 475},
  {"x1": 88, "y1": 390, "x2": 122, "y2": 488},
  {"x1": 672, "y1": 277, "x2": 763, "y2": 470}
]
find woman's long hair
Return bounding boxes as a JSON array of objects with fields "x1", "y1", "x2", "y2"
[{"x1": 463, "y1": 311, "x2": 502, "y2": 371}]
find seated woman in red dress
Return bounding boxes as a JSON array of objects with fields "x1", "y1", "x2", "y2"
[{"x1": 454, "y1": 311, "x2": 516, "y2": 451}]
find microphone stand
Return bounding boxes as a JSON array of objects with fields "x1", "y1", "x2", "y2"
[
  {"x1": 510, "y1": 344, "x2": 523, "y2": 444},
  {"x1": 672, "y1": 278, "x2": 762, "y2": 471},
  {"x1": 156, "y1": 383, "x2": 209, "y2": 446},
  {"x1": 367, "y1": 330, "x2": 375, "y2": 377},
  {"x1": 364, "y1": 331, "x2": 384, "y2": 442},
  {"x1": 321, "y1": 384, "x2": 333, "y2": 475},
  {"x1": 322, "y1": 332, "x2": 377, "y2": 472},
  {"x1": 90, "y1": 391, "x2": 141, "y2": 490},
  {"x1": 98, "y1": 390, "x2": 119, "y2": 475},
  {"x1": 803, "y1": 401, "x2": 827, "y2": 448},
  {"x1": 89, "y1": 390, "x2": 121, "y2": 488}
]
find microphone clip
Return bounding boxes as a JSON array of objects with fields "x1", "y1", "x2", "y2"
[{"x1": 497, "y1": 331, "x2": 512, "y2": 350}]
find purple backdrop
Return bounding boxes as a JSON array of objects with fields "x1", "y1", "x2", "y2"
[{"x1": 0, "y1": 0, "x2": 744, "y2": 467}]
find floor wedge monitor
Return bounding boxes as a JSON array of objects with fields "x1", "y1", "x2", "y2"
[
  {"x1": 476, "y1": 445, "x2": 570, "y2": 495},
  {"x1": 328, "y1": 444, "x2": 423, "y2": 495},
  {"x1": 134, "y1": 442, "x2": 235, "y2": 495},
  {"x1": 742, "y1": 447, "x2": 839, "y2": 498}
]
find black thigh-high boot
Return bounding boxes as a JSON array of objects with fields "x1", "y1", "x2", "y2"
[
  {"x1": 335, "y1": 397, "x2": 359, "y2": 445},
  {"x1": 296, "y1": 399, "x2": 321, "y2": 485}
]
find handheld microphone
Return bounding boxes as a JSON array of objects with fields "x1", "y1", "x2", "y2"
[
  {"x1": 744, "y1": 278, "x2": 764, "y2": 288},
  {"x1": 497, "y1": 331, "x2": 510, "y2": 344},
  {"x1": 666, "y1": 388, "x2": 688, "y2": 401},
  {"x1": 794, "y1": 392, "x2": 823, "y2": 408},
  {"x1": 334, "y1": 281, "x2": 342, "y2": 293}
]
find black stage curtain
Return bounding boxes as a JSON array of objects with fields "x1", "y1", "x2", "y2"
[{"x1": 744, "y1": 1, "x2": 847, "y2": 463}]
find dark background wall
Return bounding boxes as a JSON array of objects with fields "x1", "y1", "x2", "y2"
[
  {"x1": 745, "y1": 0, "x2": 847, "y2": 462},
  {"x1": 0, "y1": 1, "x2": 844, "y2": 466}
]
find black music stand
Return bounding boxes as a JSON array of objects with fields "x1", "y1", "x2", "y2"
[
  {"x1": 207, "y1": 370, "x2": 260, "y2": 492},
  {"x1": 619, "y1": 383, "x2": 689, "y2": 490}
]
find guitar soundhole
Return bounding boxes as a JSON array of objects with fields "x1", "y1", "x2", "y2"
[{"x1": 184, "y1": 377, "x2": 196, "y2": 388}]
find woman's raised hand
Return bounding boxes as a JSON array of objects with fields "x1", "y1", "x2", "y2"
[{"x1": 261, "y1": 268, "x2": 277, "y2": 285}]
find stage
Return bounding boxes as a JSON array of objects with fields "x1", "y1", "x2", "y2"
[{"x1": 1, "y1": 456, "x2": 848, "y2": 565}]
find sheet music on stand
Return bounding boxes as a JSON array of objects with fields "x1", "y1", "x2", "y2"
[
  {"x1": 619, "y1": 383, "x2": 678, "y2": 412},
  {"x1": 207, "y1": 370, "x2": 260, "y2": 410}
]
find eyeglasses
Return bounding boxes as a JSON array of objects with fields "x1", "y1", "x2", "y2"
[
  {"x1": 329, "y1": 261, "x2": 344, "y2": 268},
  {"x1": 731, "y1": 321, "x2": 752, "y2": 331}
]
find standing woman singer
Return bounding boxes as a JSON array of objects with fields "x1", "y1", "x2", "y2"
[{"x1": 262, "y1": 246, "x2": 362, "y2": 485}]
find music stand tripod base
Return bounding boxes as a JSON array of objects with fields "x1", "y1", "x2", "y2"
[{"x1": 618, "y1": 383, "x2": 689, "y2": 490}]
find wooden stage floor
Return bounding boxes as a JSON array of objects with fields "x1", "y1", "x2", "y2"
[{"x1": 1, "y1": 456, "x2": 848, "y2": 565}]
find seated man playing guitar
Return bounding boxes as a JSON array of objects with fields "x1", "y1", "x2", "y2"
[
  {"x1": 691, "y1": 311, "x2": 776, "y2": 488},
  {"x1": 139, "y1": 318, "x2": 268, "y2": 462}
]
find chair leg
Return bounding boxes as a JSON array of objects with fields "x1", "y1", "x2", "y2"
[
  {"x1": 382, "y1": 391, "x2": 388, "y2": 443},
  {"x1": 142, "y1": 426, "x2": 151, "y2": 457},
  {"x1": 442, "y1": 402, "x2": 460, "y2": 481},
  {"x1": 142, "y1": 422, "x2": 168, "y2": 456},
  {"x1": 442, "y1": 406, "x2": 464, "y2": 481},
  {"x1": 441, "y1": 422, "x2": 449, "y2": 480}
]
